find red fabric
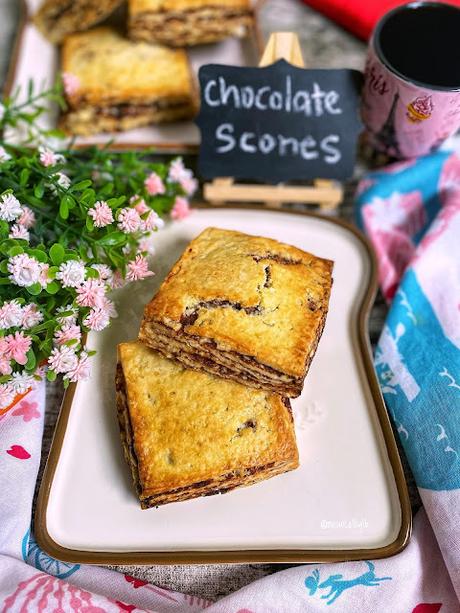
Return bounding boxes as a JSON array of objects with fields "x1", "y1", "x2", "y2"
[{"x1": 302, "y1": 0, "x2": 460, "y2": 40}]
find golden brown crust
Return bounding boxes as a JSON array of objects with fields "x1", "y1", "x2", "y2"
[
  {"x1": 33, "y1": 0, "x2": 123, "y2": 44},
  {"x1": 139, "y1": 228, "x2": 333, "y2": 396},
  {"x1": 128, "y1": 0, "x2": 252, "y2": 47},
  {"x1": 61, "y1": 27, "x2": 197, "y2": 108},
  {"x1": 130, "y1": 0, "x2": 250, "y2": 13},
  {"x1": 116, "y1": 341, "x2": 299, "y2": 508}
]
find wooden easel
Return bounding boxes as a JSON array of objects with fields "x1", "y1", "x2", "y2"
[{"x1": 204, "y1": 32, "x2": 343, "y2": 211}]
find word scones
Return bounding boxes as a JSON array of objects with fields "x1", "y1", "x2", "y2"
[{"x1": 197, "y1": 60, "x2": 362, "y2": 183}]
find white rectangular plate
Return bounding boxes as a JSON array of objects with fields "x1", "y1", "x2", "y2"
[
  {"x1": 8, "y1": 0, "x2": 260, "y2": 151},
  {"x1": 36, "y1": 207, "x2": 411, "y2": 564}
]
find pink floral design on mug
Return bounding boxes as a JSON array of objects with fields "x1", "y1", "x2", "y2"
[{"x1": 362, "y1": 2, "x2": 460, "y2": 159}]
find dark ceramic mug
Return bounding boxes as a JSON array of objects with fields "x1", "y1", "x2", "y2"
[{"x1": 361, "y1": 1, "x2": 460, "y2": 158}]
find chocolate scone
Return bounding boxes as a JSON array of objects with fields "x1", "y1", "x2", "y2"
[
  {"x1": 60, "y1": 27, "x2": 197, "y2": 136},
  {"x1": 129, "y1": 0, "x2": 253, "y2": 47},
  {"x1": 34, "y1": 0, "x2": 124, "y2": 44},
  {"x1": 116, "y1": 341, "x2": 299, "y2": 509},
  {"x1": 139, "y1": 227, "x2": 333, "y2": 398}
]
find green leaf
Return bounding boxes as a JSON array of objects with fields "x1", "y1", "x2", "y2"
[
  {"x1": 98, "y1": 231, "x2": 126, "y2": 247},
  {"x1": 26, "y1": 283, "x2": 42, "y2": 295},
  {"x1": 80, "y1": 188, "x2": 96, "y2": 205},
  {"x1": 72, "y1": 180, "x2": 92, "y2": 191},
  {"x1": 85, "y1": 216, "x2": 94, "y2": 231},
  {"x1": 59, "y1": 197, "x2": 69, "y2": 220},
  {"x1": 34, "y1": 182, "x2": 44, "y2": 199},
  {"x1": 19, "y1": 168, "x2": 30, "y2": 186},
  {"x1": 49, "y1": 243, "x2": 65, "y2": 266},
  {"x1": 28, "y1": 248, "x2": 48, "y2": 263},
  {"x1": 45, "y1": 281, "x2": 59, "y2": 294},
  {"x1": 7, "y1": 245, "x2": 24, "y2": 257},
  {"x1": 25, "y1": 348, "x2": 36, "y2": 371},
  {"x1": 0, "y1": 260, "x2": 8, "y2": 274},
  {"x1": 46, "y1": 370, "x2": 57, "y2": 382},
  {"x1": 86, "y1": 267, "x2": 98, "y2": 278}
]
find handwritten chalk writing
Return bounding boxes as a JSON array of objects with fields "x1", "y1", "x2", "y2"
[
  {"x1": 196, "y1": 61, "x2": 362, "y2": 182},
  {"x1": 215, "y1": 123, "x2": 341, "y2": 163},
  {"x1": 204, "y1": 76, "x2": 342, "y2": 117}
]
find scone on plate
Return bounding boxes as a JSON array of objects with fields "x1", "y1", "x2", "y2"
[
  {"x1": 129, "y1": 0, "x2": 253, "y2": 47},
  {"x1": 116, "y1": 341, "x2": 299, "y2": 509},
  {"x1": 33, "y1": 0, "x2": 124, "y2": 44},
  {"x1": 60, "y1": 27, "x2": 197, "y2": 136},
  {"x1": 139, "y1": 227, "x2": 333, "y2": 398}
]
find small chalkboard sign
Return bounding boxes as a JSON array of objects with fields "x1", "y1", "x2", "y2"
[{"x1": 196, "y1": 60, "x2": 362, "y2": 183}]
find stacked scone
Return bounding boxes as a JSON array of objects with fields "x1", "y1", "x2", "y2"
[
  {"x1": 34, "y1": 0, "x2": 253, "y2": 136},
  {"x1": 116, "y1": 227, "x2": 333, "y2": 508}
]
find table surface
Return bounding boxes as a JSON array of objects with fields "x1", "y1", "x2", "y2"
[{"x1": 0, "y1": 0, "x2": 420, "y2": 601}]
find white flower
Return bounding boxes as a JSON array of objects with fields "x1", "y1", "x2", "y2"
[
  {"x1": 0, "y1": 193, "x2": 22, "y2": 221},
  {"x1": 48, "y1": 345, "x2": 78, "y2": 374},
  {"x1": 0, "y1": 146, "x2": 11, "y2": 162},
  {"x1": 0, "y1": 383, "x2": 15, "y2": 409},
  {"x1": 50, "y1": 172, "x2": 71, "y2": 194},
  {"x1": 10, "y1": 371, "x2": 36, "y2": 394},
  {"x1": 56, "y1": 304, "x2": 78, "y2": 325},
  {"x1": 21, "y1": 304, "x2": 43, "y2": 329},
  {"x1": 0, "y1": 300, "x2": 23, "y2": 329},
  {"x1": 9, "y1": 224, "x2": 29, "y2": 241},
  {"x1": 56, "y1": 260, "x2": 86, "y2": 288},
  {"x1": 7, "y1": 253, "x2": 42, "y2": 287}
]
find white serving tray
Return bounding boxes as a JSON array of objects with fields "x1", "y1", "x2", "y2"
[
  {"x1": 7, "y1": 0, "x2": 261, "y2": 151},
  {"x1": 36, "y1": 207, "x2": 411, "y2": 564}
]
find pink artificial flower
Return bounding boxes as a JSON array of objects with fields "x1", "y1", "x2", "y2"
[
  {"x1": 126, "y1": 254, "x2": 154, "y2": 282},
  {"x1": 56, "y1": 260, "x2": 86, "y2": 288},
  {"x1": 21, "y1": 304, "x2": 43, "y2": 329},
  {"x1": 0, "y1": 300, "x2": 23, "y2": 329},
  {"x1": 62, "y1": 72, "x2": 80, "y2": 97},
  {"x1": 180, "y1": 175, "x2": 198, "y2": 196},
  {"x1": 48, "y1": 345, "x2": 78, "y2": 374},
  {"x1": 91, "y1": 264, "x2": 113, "y2": 282},
  {"x1": 171, "y1": 196, "x2": 191, "y2": 220},
  {"x1": 39, "y1": 263, "x2": 50, "y2": 288},
  {"x1": 0, "y1": 384, "x2": 15, "y2": 409},
  {"x1": 98, "y1": 296, "x2": 117, "y2": 318},
  {"x1": 54, "y1": 323, "x2": 82, "y2": 346},
  {"x1": 130, "y1": 195, "x2": 149, "y2": 214},
  {"x1": 110, "y1": 270, "x2": 125, "y2": 289},
  {"x1": 138, "y1": 235, "x2": 156, "y2": 255},
  {"x1": 39, "y1": 147, "x2": 63, "y2": 168},
  {"x1": 0, "y1": 339, "x2": 12, "y2": 375},
  {"x1": 5, "y1": 331, "x2": 32, "y2": 365},
  {"x1": 88, "y1": 201, "x2": 114, "y2": 228},
  {"x1": 144, "y1": 172, "x2": 165, "y2": 196},
  {"x1": 168, "y1": 158, "x2": 188, "y2": 183},
  {"x1": 141, "y1": 210, "x2": 164, "y2": 231},
  {"x1": 84, "y1": 307, "x2": 110, "y2": 331},
  {"x1": 7, "y1": 253, "x2": 42, "y2": 287},
  {"x1": 65, "y1": 351, "x2": 91, "y2": 382},
  {"x1": 9, "y1": 224, "x2": 29, "y2": 241},
  {"x1": 76, "y1": 278, "x2": 106, "y2": 308},
  {"x1": 118, "y1": 207, "x2": 142, "y2": 233},
  {"x1": 18, "y1": 206, "x2": 35, "y2": 229}
]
